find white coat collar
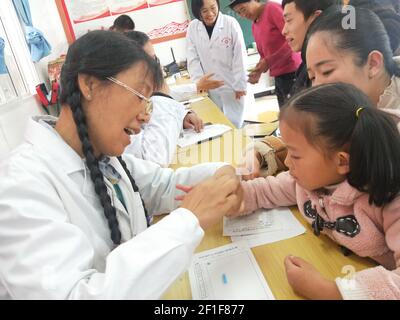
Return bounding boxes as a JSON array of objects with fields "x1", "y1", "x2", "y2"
[
  {"x1": 25, "y1": 116, "x2": 140, "y2": 241},
  {"x1": 24, "y1": 115, "x2": 85, "y2": 175},
  {"x1": 196, "y1": 12, "x2": 225, "y2": 32}
]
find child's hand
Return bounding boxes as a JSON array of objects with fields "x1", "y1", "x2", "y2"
[
  {"x1": 180, "y1": 175, "x2": 243, "y2": 229},
  {"x1": 225, "y1": 199, "x2": 246, "y2": 218},
  {"x1": 284, "y1": 255, "x2": 342, "y2": 300},
  {"x1": 237, "y1": 150, "x2": 262, "y2": 181}
]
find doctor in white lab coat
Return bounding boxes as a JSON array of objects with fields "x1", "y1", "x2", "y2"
[
  {"x1": 0, "y1": 31, "x2": 242, "y2": 299},
  {"x1": 186, "y1": 0, "x2": 249, "y2": 128},
  {"x1": 125, "y1": 92, "x2": 203, "y2": 167},
  {"x1": 124, "y1": 31, "x2": 205, "y2": 167},
  {"x1": 124, "y1": 30, "x2": 225, "y2": 103}
]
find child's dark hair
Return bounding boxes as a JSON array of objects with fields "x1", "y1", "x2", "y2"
[
  {"x1": 59, "y1": 30, "x2": 163, "y2": 245},
  {"x1": 281, "y1": 0, "x2": 341, "y2": 20},
  {"x1": 191, "y1": 0, "x2": 220, "y2": 20},
  {"x1": 280, "y1": 83, "x2": 400, "y2": 207},
  {"x1": 307, "y1": 6, "x2": 400, "y2": 77},
  {"x1": 349, "y1": 0, "x2": 400, "y2": 15},
  {"x1": 111, "y1": 14, "x2": 135, "y2": 31},
  {"x1": 124, "y1": 31, "x2": 150, "y2": 47}
]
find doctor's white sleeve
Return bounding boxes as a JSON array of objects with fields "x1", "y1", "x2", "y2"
[
  {"x1": 122, "y1": 155, "x2": 227, "y2": 215},
  {"x1": 186, "y1": 22, "x2": 205, "y2": 82},
  {"x1": 124, "y1": 98, "x2": 186, "y2": 167},
  {"x1": 0, "y1": 168, "x2": 204, "y2": 299},
  {"x1": 230, "y1": 19, "x2": 248, "y2": 92},
  {"x1": 169, "y1": 83, "x2": 198, "y2": 102}
]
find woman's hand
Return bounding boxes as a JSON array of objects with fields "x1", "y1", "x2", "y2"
[
  {"x1": 235, "y1": 91, "x2": 246, "y2": 100},
  {"x1": 214, "y1": 165, "x2": 236, "y2": 178},
  {"x1": 196, "y1": 73, "x2": 224, "y2": 93},
  {"x1": 237, "y1": 150, "x2": 262, "y2": 181},
  {"x1": 175, "y1": 166, "x2": 237, "y2": 201},
  {"x1": 284, "y1": 256, "x2": 342, "y2": 300},
  {"x1": 248, "y1": 59, "x2": 269, "y2": 84},
  {"x1": 183, "y1": 111, "x2": 204, "y2": 133},
  {"x1": 180, "y1": 174, "x2": 243, "y2": 229},
  {"x1": 248, "y1": 70, "x2": 262, "y2": 84},
  {"x1": 256, "y1": 59, "x2": 269, "y2": 73}
]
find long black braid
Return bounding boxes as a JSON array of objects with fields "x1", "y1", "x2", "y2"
[
  {"x1": 59, "y1": 31, "x2": 163, "y2": 245},
  {"x1": 68, "y1": 89, "x2": 122, "y2": 244}
]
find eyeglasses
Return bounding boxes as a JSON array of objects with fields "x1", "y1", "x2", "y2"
[{"x1": 107, "y1": 76, "x2": 153, "y2": 114}]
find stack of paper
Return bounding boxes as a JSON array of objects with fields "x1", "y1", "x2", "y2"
[
  {"x1": 188, "y1": 242, "x2": 275, "y2": 300},
  {"x1": 177, "y1": 124, "x2": 232, "y2": 148},
  {"x1": 182, "y1": 96, "x2": 206, "y2": 108},
  {"x1": 224, "y1": 208, "x2": 306, "y2": 248}
]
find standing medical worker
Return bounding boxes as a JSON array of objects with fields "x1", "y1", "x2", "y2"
[
  {"x1": 186, "y1": 0, "x2": 249, "y2": 128},
  {"x1": 229, "y1": 0, "x2": 302, "y2": 107},
  {"x1": 0, "y1": 31, "x2": 242, "y2": 299}
]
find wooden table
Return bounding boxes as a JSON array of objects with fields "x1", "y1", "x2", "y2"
[
  {"x1": 159, "y1": 97, "x2": 376, "y2": 300},
  {"x1": 245, "y1": 110, "x2": 279, "y2": 124},
  {"x1": 169, "y1": 97, "x2": 249, "y2": 171}
]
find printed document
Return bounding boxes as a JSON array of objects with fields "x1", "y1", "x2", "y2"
[{"x1": 189, "y1": 242, "x2": 275, "y2": 300}]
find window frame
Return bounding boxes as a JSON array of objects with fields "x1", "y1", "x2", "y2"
[{"x1": 0, "y1": 0, "x2": 40, "y2": 106}]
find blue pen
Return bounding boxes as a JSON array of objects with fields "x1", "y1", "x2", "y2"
[{"x1": 222, "y1": 273, "x2": 228, "y2": 284}]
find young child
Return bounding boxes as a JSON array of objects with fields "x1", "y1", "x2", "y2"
[{"x1": 238, "y1": 83, "x2": 400, "y2": 299}]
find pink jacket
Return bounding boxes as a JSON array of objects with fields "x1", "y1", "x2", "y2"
[{"x1": 242, "y1": 172, "x2": 400, "y2": 299}]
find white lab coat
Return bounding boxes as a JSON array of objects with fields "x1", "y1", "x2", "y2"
[
  {"x1": 125, "y1": 95, "x2": 187, "y2": 167},
  {"x1": 186, "y1": 13, "x2": 248, "y2": 128},
  {"x1": 169, "y1": 83, "x2": 198, "y2": 102},
  {"x1": 0, "y1": 116, "x2": 225, "y2": 300}
]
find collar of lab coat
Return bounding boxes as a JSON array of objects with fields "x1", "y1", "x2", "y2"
[
  {"x1": 25, "y1": 116, "x2": 86, "y2": 175},
  {"x1": 24, "y1": 116, "x2": 138, "y2": 240},
  {"x1": 196, "y1": 12, "x2": 225, "y2": 40}
]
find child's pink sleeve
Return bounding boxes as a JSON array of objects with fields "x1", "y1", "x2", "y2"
[
  {"x1": 337, "y1": 197, "x2": 400, "y2": 299},
  {"x1": 241, "y1": 171, "x2": 297, "y2": 215}
]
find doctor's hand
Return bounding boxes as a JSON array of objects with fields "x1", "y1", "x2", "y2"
[
  {"x1": 183, "y1": 111, "x2": 204, "y2": 133},
  {"x1": 196, "y1": 73, "x2": 224, "y2": 93},
  {"x1": 237, "y1": 150, "x2": 263, "y2": 181},
  {"x1": 179, "y1": 175, "x2": 243, "y2": 230},
  {"x1": 175, "y1": 165, "x2": 237, "y2": 201},
  {"x1": 284, "y1": 256, "x2": 342, "y2": 300},
  {"x1": 235, "y1": 91, "x2": 246, "y2": 100}
]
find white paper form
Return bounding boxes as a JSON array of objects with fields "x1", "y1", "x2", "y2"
[
  {"x1": 231, "y1": 208, "x2": 306, "y2": 248},
  {"x1": 177, "y1": 124, "x2": 232, "y2": 148},
  {"x1": 182, "y1": 97, "x2": 206, "y2": 107},
  {"x1": 189, "y1": 242, "x2": 275, "y2": 300},
  {"x1": 223, "y1": 209, "x2": 282, "y2": 236}
]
